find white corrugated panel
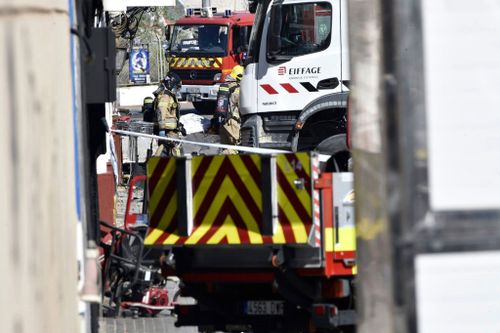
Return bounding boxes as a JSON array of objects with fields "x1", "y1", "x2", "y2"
[
  {"x1": 422, "y1": 0, "x2": 500, "y2": 210},
  {"x1": 0, "y1": 6, "x2": 79, "y2": 333},
  {"x1": 416, "y1": 251, "x2": 500, "y2": 332}
]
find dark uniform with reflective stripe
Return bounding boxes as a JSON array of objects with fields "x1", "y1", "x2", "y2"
[
  {"x1": 154, "y1": 90, "x2": 182, "y2": 157},
  {"x1": 216, "y1": 80, "x2": 240, "y2": 154}
]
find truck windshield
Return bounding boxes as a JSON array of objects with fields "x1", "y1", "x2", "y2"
[
  {"x1": 248, "y1": 0, "x2": 272, "y2": 62},
  {"x1": 271, "y1": 2, "x2": 332, "y2": 57},
  {"x1": 170, "y1": 24, "x2": 228, "y2": 56}
]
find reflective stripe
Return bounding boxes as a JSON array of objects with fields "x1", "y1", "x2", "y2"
[
  {"x1": 169, "y1": 57, "x2": 223, "y2": 69},
  {"x1": 324, "y1": 226, "x2": 356, "y2": 252},
  {"x1": 144, "y1": 153, "x2": 316, "y2": 246}
]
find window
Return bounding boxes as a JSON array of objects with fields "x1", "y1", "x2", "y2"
[
  {"x1": 233, "y1": 26, "x2": 253, "y2": 52},
  {"x1": 269, "y1": 2, "x2": 332, "y2": 58},
  {"x1": 171, "y1": 24, "x2": 229, "y2": 55},
  {"x1": 247, "y1": 0, "x2": 272, "y2": 63}
]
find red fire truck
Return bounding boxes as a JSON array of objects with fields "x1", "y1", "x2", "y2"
[
  {"x1": 144, "y1": 152, "x2": 356, "y2": 333},
  {"x1": 166, "y1": 5, "x2": 254, "y2": 113}
]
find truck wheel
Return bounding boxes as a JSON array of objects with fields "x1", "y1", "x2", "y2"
[
  {"x1": 315, "y1": 134, "x2": 350, "y2": 172},
  {"x1": 192, "y1": 101, "x2": 216, "y2": 114}
]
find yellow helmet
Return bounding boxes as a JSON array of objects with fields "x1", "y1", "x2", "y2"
[
  {"x1": 229, "y1": 65, "x2": 244, "y2": 81},
  {"x1": 143, "y1": 96, "x2": 154, "y2": 104}
]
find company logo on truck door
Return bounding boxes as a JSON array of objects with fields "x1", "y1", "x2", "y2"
[
  {"x1": 277, "y1": 66, "x2": 321, "y2": 79},
  {"x1": 145, "y1": 153, "x2": 316, "y2": 246}
]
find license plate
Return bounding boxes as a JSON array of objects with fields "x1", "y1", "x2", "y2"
[
  {"x1": 186, "y1": 87, "x2": 200, "y2": 93},
  {"x1": 245, "y1": 301, "x2": 284, "y2": 315}
]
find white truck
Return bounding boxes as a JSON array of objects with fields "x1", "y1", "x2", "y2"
[{"x1": 240, "y1": 0, "x2": 350, "y2": 169}]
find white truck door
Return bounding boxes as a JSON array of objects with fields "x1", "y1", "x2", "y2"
[{"x1": 256, "y1": 0, "x2": 342, "y2": 113}]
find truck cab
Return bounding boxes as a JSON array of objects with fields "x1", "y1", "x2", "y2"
[
  {"x1": 167, "y1": 8, "x2": 254, "y2": 113},
  {"x1": 240, "y1": 0, "x2": 349, "y2": 156}
]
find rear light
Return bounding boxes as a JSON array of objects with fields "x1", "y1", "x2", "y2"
[
  {"x1": 177, "y1": 305, "x2": 190, "y2": 315},
  {"x1": 314, "y1": 304, "x2": 338, "y2": 317},
  {"x1": 213, "y1": 73, "x2": 222, "y2": 81},
  {"x1": 330, "y1": 305, "x2": 338, "y2": 316},
  {"x1": 314, "y1": 305, "x2": 326, "y2": 316}
]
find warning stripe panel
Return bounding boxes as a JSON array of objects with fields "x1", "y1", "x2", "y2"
[
  {"x1": 280, "y1": 83, "x2": 299, "y2": 93},
  {"x1": 276, "y1": 153, "x2": 312, "y2": 243},
  {"x1": 145, "y1": 157, "x2": 178, "y2": 245},
  {"x1": 214, "y1": 57, "x2": 223, "y2": 68},
  {"x1": 169, "y1": 57, "x2": 223, "y2": 69},
  {"x1": 279, "y1": 154, "x2": 312, "y2": 209},
  {"x1": 145, "y1": 153, "x2": 316, "y2": 246},
  {"x1": 260, "y1": 84, "x2": 279, "y2": 95},
  {"x1": 300, "y1": 82, "x2": 318, "y2": 92},
  {"x1": 260, "y1": 82, "x2": 320, "y2": 94}
]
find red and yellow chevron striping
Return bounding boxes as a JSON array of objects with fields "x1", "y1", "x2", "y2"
[
  {"x1": 144, "y1": 153, "x2": 316, "y2": 246},
  {"x1": 276, "y1": 154, "x2": 312, "y2": 243},
  {"x1": 169, "y1": 57, "x2": 223, "y2": 69}
]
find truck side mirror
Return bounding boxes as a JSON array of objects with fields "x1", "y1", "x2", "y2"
[
  {"x1": 237, "y1": 47, "x2": 248, "y2": 65},
  {"x1": 267, "y1": 3, "x2": 282, "y2": 56},
  {"x1": 242, "y1": 55, "x2": 253, "y2": 67}
]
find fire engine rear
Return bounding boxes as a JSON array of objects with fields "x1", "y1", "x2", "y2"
[{"x1": 144, "y1": 152, "x2": 356, "y2": 333}]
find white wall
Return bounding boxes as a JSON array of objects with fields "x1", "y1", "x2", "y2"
[
  {"x1": 118, "y1": 84, "x2": 159, "y2": 107},
  {"x1": 0, "y1": 1, "x2": 79, "y2": 332}
]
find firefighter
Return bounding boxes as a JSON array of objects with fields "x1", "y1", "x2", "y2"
[
  {"x1": 152, "y1": 72, "x2": 186, "y2": 157},
  {"x1": 215, "y1": 65, "x2": 244, "y2": 154}
]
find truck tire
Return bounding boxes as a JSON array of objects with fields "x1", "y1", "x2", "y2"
[
  {"x1": 192, "y1": 101, "x2": 216, "y2": 114},
  {"x1": 316, "y1": 134, "x2": 350, "y2": 172}
]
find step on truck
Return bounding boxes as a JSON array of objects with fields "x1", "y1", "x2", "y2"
[
  {"x1": 240, "y1": 0, "x2": 350, "y2": 169},
  {"x1": 165, "y1": 0, "x2": 254, "y2": 113},
  {"x1": 144, "y1": 152, "x2": 356, "y2": 333}
]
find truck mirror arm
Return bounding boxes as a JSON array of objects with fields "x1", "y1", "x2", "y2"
[{"x1": 242, "y1": 55, "x2": 254, "y2": 66}]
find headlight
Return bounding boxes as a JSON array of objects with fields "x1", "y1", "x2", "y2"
[{"x1": 213, "y1": 73, "x2": 222, "y2": 81}]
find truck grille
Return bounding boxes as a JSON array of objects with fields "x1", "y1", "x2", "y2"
[
  {"x1": 171, "y1": 69, "x2": 221, "y2": 82},
  {"x1": 262, "y1": 113, "x2": 298, "y2": 132}
]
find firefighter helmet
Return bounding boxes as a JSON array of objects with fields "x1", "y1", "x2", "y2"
[
  {"x1": 162, "y1": 72, "x2": 182, "y2": 91},
  {"x1": 229, "y1": 65, "x2": 244, "y2": 81}
]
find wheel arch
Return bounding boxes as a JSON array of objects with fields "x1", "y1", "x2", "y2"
[{"x1": 291, "y1": 92, "x2": 349, "y2": 152}]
